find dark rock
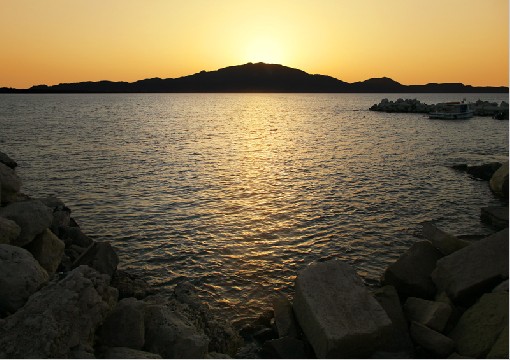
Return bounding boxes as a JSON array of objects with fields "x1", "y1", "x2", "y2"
[
  {"x1": 481, "y1": 206, "x2": 509, "y2": 229},
  {"x1": 492, "y1": 279, "x2": 509, "y2": 293},
  {"x1": 272, "y1": 295, "x2": 300, "y2": 338},
  {"x1": 111, "y1": 269, "x2": 151, "y2": 299},
  {"x1": 0, "y1": 266, "x2": 117, "y2": 358},
  {"x1": 449, "y1": 292, "x2": 508, "y2": 358},
  {"x1": 487, "y1": 325, "x2": 509, "y2": 359},
  {"x1": 59, "y1": 226, "x2": 94, "y2": 248},
  {"x1": 409, "y1": 322, "x2": 455, "y2": 358},
  {"x1": 73, "y1": 241, "x2": 119, "y2": 277},
  {"x1": 99, "y1": 347, "x2": 162, "y2": 359},
  {"x1": 451, "y1": 164, "x2": 468, "y2": 172},
  {"x1": 382, "y1": 241, "x2": 443, "y2": 300},
  {"x1": 372, "y1": 285, "x2": 415, "y2": 356},
  {"x1": 0, "y1": 216, "x2": 21, "y2": 244},
  {"x1": 0, "y1": 151, "x2": 17, "y2": 169},
  {"x1": 0, "y1": 163, "x2": 22, "y2": 204},
  {"x1": 403, "y1": 297, "x2": 452, "y2": 332},
  {"x1": 293, "y1": 260, "x2": 392, "y2": 358},
  {"x1": 431, "y1": 229, "x2": 509, "y2": 303},
  {"x1": 0, "y1": 244, "x2": 49, "y2": 314},
  {"x1": 490, "y1": 161, "x2": 509, "y2": 199},
  {"x1": 253, "y1": 327, "x2": 277, "y2": 343},
  {"x1": 25, "y1": 228, "x2": 65, "y2": 276},
  {"x1": 422, "y1": 222, "x2": 470, "y2": 255},
  {"x1": 260, "y1": 336, "x2": 308, "y2": 358},
  {"x1": 466, "y1": 162, "x2": 502, "y2": 180}
]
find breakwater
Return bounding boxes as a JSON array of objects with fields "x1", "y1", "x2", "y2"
[{"x1": 1, "y1": 151, "x2": 508, "y2": 358}]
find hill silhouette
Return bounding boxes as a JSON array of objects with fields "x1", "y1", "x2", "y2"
[{"x1": 1, "y1": 62, "x2": 508, "y2": 93}]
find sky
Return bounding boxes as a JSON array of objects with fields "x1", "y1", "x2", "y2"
[{"x1": 1, "y1": 0, "x2": 508, "y2": 88}]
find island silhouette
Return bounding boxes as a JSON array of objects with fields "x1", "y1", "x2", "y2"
[{"x1": 1, "y1": 62, "x2": 508, "y2": 93}]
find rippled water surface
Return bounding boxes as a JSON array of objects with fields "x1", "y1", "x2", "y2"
[{"x1": 0, "y1": 93, "x2": 508, "y2": 324}]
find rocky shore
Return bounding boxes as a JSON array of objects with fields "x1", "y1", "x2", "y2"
[
  {"x1": 1, "y1": 151, "x2": 508, "y2": 358},
  {"x1": 369, "y1": 98, "x2": 509, "y2": 119}
]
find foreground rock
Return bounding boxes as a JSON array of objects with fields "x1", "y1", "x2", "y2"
[
  {"x1": 293, "y1": 260, "x2": 392, "y2": 358},
  {"x1": 0, "y1": 266, "x2": 117, "y2": 358},
  {"x1": 489, "y1": 161, "x2": 509, "y2": 199},
  {"x1": 421, "y1": 222, "x2": 470, "y2": 255},
  {"x1": 481, "y1": 206, "x2": 509, "y2": 229},
  {"x1": 0, "y1": 244, "x2": 49, "y2": 314},
  {"x1": 25, "y1": 228, "x2": 65, "y2": 276},
  {"x1": 0, "y1": 151, "x2": 17, "y2": 169},
  {"x1": 0, "y1": 216, "x2": 21, "y2": 244},
  {"x1": 432, "y1": 228, "x2": 509, "y2": 303},
  {"x1": 0, "y1": 162, "x2": 21, "y2": 204}
]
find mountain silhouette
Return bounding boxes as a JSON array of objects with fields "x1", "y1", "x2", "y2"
[{"x1": 1, "y1": 62, "x2": 507, "y2": 93}]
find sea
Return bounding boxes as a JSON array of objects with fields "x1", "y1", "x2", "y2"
[{"x1": 0, "y1": 93, "x2": 508, "y2": 326}]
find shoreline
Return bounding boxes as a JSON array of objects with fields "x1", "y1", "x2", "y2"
[{"x1": 1, "y1": 151, "x2": 508, "y2": 358}]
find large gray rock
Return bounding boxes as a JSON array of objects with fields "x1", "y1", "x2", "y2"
[
  {"x1": 0, "y1": 162, "x2": 21, "y2": 204},
  {"x1": 403, "y1": 297, "x2": 452, "y2": 332},
  {"x1": 372, "y1": 285, "x2": 414, "y2": 356},
  {"x1": 293, "y1": 260, "x2": 392, "y2": 358},
  {"x1": 25, "y1": 228, "x2": 65, "y2": 276},
  {"x1": 0, "y1": 216, "x2": 21, "y2": 244},
  {"x1": 261, "y1": 336, "x2": 308, "y2": 359},
  {"x1": 449, "y1": 292, "x2": 508, "y2": 358},
  {"x1": 0, "y1": 199, "x2": 53, "y2": 246},
  {"x1": 0, "y1": 151, "x2": 17, "y2": 169},
  {"x1": 481, "y1": 206, "x2": 509, "y2": 230},
  {"x1": 431, "y1": 229, "x2": 509, "y2": 302},
  {"x1": 272, "y1": 295, "x2": 300, "y2": 338},
  {"x1": 0, "y1": 266, "x2": 118, "y2": 358},
  {"x1": 410, "y1": 322, "x2": 455, "y2": 357},
  {"x1": 382, "y1": 241, "x2": 443, "y2": 299},
  {"x1": 489, "y1": 161, "x2": 509, "y2": 199},
  {"x1": 100, "y1": 347, "x2": 162, "y2": 359},
  {"x1": 98, "y1": 297, "x2": 145, "y2": 349},
  {"x1": 487, "y1": 325, "x2": 509, "y2": 359},
  {"x1": 144, "y1": 304, "x2": 209, "y2": 358},
  {"x1": 0, "y1": 244, "x2": 49, "y2": 314},
  {"x1": 422, "y1": 222, "x2": 470, "y2": 255},
  {"x1": 73, "y1": 241, "x2": 119, "y2": 276}
]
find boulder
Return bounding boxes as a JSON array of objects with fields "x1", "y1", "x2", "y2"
[
  {"x1": 73, "y1": 241, "x2": 119, "y2": 276},
  {"x1": 0, "y1": 199, "x2": 53, "y2": 246},
  {"x1": 60, "y1": 226, "x2": 94, "y2": 248},
  {"x1": 489, "y1": 161, "x2": 509, "y2": 199},
  {"x1": 99, "y1": 347, "x2": 162, "y2": 359},
  {"x1": 260, "y1": 336, "x2": 308, "y2": 359},
  {"x1": 0, "y1": 216, "x2": 21, "y2": 244},
  {"x1": 403, "y1": 297, "x2": 452, "y2": 332},
  {"x1": 431, "y1": 229, "x2": 509, "y2": 302},
  {"x1": 487, "y1": 325, "x2": 509, "y2": 359},
  {"x1": 466, "y1": 162, "x2": 502, "y2": 180},
  {"x1": 492, "y1": 279, "x2": 509, "y2": 293},
  {"x1": 0, "y1": 244, "x2": 49, "y2": 314},
  {"x1": 25, "y1": 228, "x2": 65, "y2": 276},
  {"x1": 481, "y1": 206, "x2": 509, "y2": 229},
  {"x1": 97, "y1": 297, "x2": 145, "y2": 349},
  {"x1": 409, "y1": 322, "x2": 455, "y2": 358},
  {"x1": 293, "y1": 260, "x2": 392, "y2": 358},
  {"x1": 0, "y1": 265, "x2": 118, "y2": 358},
  {"x1": 272, "y1": 295, "x2": 300, "y2": 338},
  {"x1": 0, "y1": 162, "x2": 21, "y2": 204},
  {"x1": 421, "y1": 222, "x2": 470, "y2": 255},
  {"x1": 382, "y1": 241, "x2": 443, "y2": 299},
  {"x1": 111, "y1": 269, "x2": 151, "y2": 299},
  {"x1": 372, "y1": 285, "x2": 414, "y2": 355},
  {"x1": 0, "y1": 151, "x2": 17, "y2": 169},
  {"x1": 144, "y1": 304, "x2": 209, "y2": 358},
  {"x1": 449, "y1": 292, "x2": 508, "y2": 358}
]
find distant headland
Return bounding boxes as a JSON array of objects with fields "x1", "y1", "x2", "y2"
[{"x1": 1, "y1": 63, "x2": 508, "y2": 93}]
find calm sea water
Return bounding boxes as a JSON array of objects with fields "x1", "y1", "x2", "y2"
[{"x1": 0, "y1": 93, "x2": 508, "y2": 325}]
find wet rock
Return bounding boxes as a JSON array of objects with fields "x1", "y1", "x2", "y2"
[
  {"x1": 99, "y1": 347, "x2": 162, "y2": 359},
  {"x1": 372, "y1": 285, "x2": 414, "y2": 356},
  {"x1": 0, "y1": 266, "x2": 117, "y2": 358},
  {"x1": 449, "y1": 292, "x2": 508, "y2": 358},
  {"x1": 431, "y1": 229, "x2": 509, "y2": 303},
  {"x1": 422, "y1": 222, "x2": 470, "y2": 255},
  {"x1": 111, "y1": 269, "x2": 151, "y2": 299},
  {"x1": 0, "y1": 216, "x2": 21, "y2": 244},
  {"x1": 382, "y1": 241, "x2": 443, "y2": 299},
  {"x1": 0, "y1": 151, "x2": 17, "y2": 169},
  {"x1": 98, "y1": 297, "x2": 145, "y2": 349},
  {"x1": 451, "y1": 164, "x2": 468, "y2": 172},
  {"x1": 59, "y1": 225, "x2": 94, "y2": 248},
  {"x1": 409, "y1": 321, "x2": 455, "y2": 358},
  {"x1": 253, "y1": 327, "x2": 277, "y2": 343},
  {"x1": 272, "y1": 295, "x2": 300, "y2": 338},
  {"x1": 293, "y1": 260, "x2": 392, "y2": 358},
  {"x1": 0, "y1": 199, "x2": 53, "y2": 246},
  {"x1": 73, "y1": 241, "x2": 119, "y2": 276},
  {"x1": 260, "y1": 336, "x2": 308, "y2": 359},
  {"x1": 0, "y1": 162, "x2": 21, "y2": 204},
  {"x1": 466, "y1": 162, "x2": 502, "y2": 181},
  {"x1": 144, "y1": 304, "x2": 209, "y2": 358},
  {"x1": 403, "y1": 297, "x2": 452, "y2": 332},
  {"x1": 481, "y1": 206, "x2": 509, "y2": 229},
  {"x1": 0, "y1": 244, "x2": 49, "y2": 314},
  {"x1": 489, "y1": 161, "x2": 509, "y2": 199},
  {"x1": 487, "y1": 325, "x2": 509, "y2": 359},
  {"x1": 25, "y1": 228, "x2": 65, "y2": 276}
]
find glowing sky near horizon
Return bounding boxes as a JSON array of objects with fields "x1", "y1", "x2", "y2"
[{"x1": 1, "y1": 0, "x2": 508, "y2": 88}]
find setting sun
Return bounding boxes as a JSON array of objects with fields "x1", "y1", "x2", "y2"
[{"x1": 243, "y1": 36, "x2": 286, "y2": 65}]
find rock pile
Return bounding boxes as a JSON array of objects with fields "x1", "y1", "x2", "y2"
[
  {"x1": 0, "y1": 151, "x2": 242, "y2": 359},
  {"x1": 369, "y1": 98, "x2": 509, "y2": 118}
]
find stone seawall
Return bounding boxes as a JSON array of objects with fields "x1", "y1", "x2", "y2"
[{"x1": 1, "y1": 151, "x2": 508, "y2": 358}]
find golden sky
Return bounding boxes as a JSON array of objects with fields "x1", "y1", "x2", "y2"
[{"x1": 1, "y1": 0, "x2": 508, "y2": 88}]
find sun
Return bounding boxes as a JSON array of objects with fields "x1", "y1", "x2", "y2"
[{"x1": 244, "y1": 37, "x2": 285, "y2": 64}]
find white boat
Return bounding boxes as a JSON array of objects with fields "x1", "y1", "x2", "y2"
[{"x1": 429, "y1": 101, "x2": 474, "y2": 119}]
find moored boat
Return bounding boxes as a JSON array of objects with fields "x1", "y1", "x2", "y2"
[{"x1": 429, "y1": 101, "x2": 474, "y2": 120}]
